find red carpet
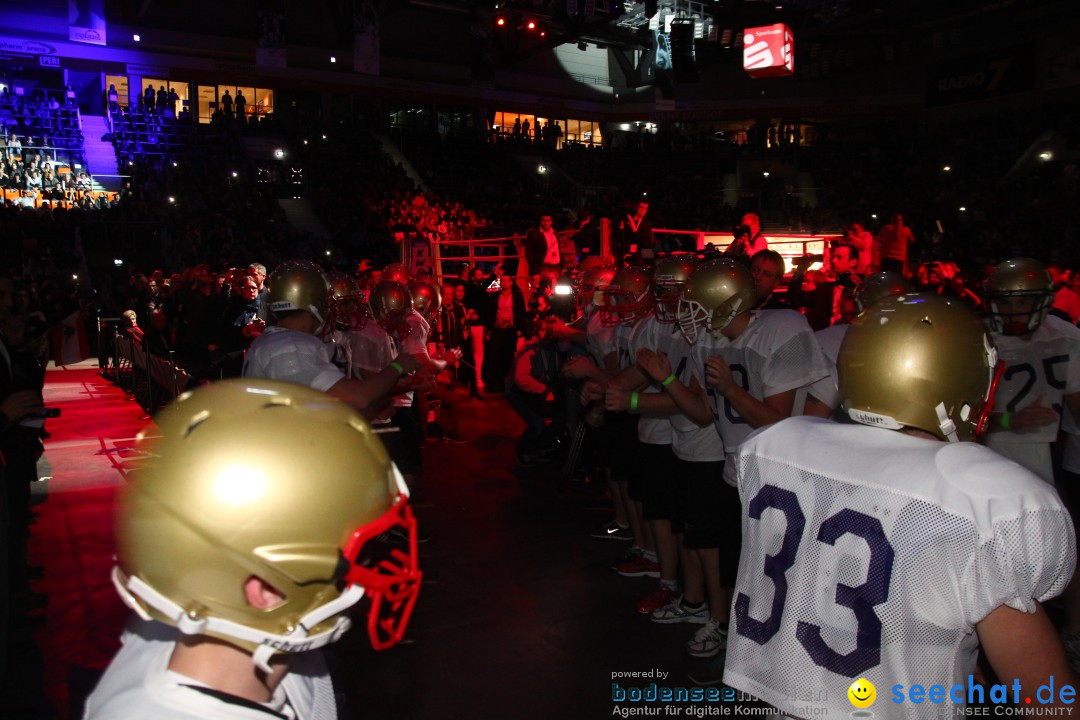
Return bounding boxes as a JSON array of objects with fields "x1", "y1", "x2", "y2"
[{"x1": 29, "y1": 361, "x2": 148, "y2": 717}]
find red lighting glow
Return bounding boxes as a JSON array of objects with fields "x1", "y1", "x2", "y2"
[
  {"x1": 526, "y1": 20, "x2": 537, "y2": 30},
  {"x1": 496, "y1": 16, "x2": 506, "y2": 26}
]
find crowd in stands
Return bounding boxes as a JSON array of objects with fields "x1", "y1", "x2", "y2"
[{"x1": 0, "y1": 86, "x2": 88, "y2": 202}]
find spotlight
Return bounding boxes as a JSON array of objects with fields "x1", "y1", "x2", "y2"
[
  {"x1": 330, "y1": 56, "x2": 336, "y2": 63},
  {"x1": 496, "y1": 16, "x2": 506, "y2": 26},
  {"x1": 763, "y1": 171, "x2": 770, "y2": 177},
  {"x1": 526, "y1": 20, "x2": 537, "y2": 30},
  {"x1": 168, "y1": 196, "x2": 175, "y2": 203},
  {"x1": 133, "y1": 34, "x2": 141, "y2": 42},
  {"x1": 871, "y1": 213, "x2": 878, "y2": 219},
  {"x1": 274, "y1": 149, "x2": 285, "y2": 159},
  {"x1": 1039, "y1": 151, "x2": 1053, "y2": 161},
  {"x1": 959, "y1": 206, "x2": 967, "y2": 212},
  {"x1": 231, "y1": 171, "x2": 238, "y2": 177},
  {"x1": 943, "y1": 165, "x2": 951, "y2": 172},
  {"x1": 538, "y1": 165, "x2": 547, "y2": 174}
]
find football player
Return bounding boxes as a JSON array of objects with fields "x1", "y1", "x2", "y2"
[
  {"x1": 603, "y1": 256, "x2": 697, "y2": 611},
  {"x1": 85, "y1": 379, "x2": 421, "y2": 719},
  {"x1": 722, "y1": 293, "x2": 1075, "y2": 716},
  {"x1": 243, "y1": 261, "x2": 418, "y2": 414},
  {"x1": 981, "y1": 258, "x2": 1080, "y2": 483},
  {"x1": 637, "y1": 259, "x2": 829, "y2": 659}
]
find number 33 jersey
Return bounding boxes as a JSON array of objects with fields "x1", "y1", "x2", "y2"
[{"x1": 723, "y1": 416, "x2": 1075, "y2": 720}]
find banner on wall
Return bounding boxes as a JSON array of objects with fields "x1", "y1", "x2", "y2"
[
  {"x1": 256, "y1": 5, "x2": 287, "y2": 68},
  {"x1": 743, "y1": 23, "x2": 794, "y2": 78},
  {"x1": 353, "y1": 0, "x2": 380, "y2": 75},
  {"x1": 69, "y1": 0, "x2": 107, "y2": 45}
]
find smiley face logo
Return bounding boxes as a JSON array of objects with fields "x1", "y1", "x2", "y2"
[{"x1": 848, "y1": 678, "x2": 876, "y2": 708}]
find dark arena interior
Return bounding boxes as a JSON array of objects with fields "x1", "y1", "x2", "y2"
[{"x1": 2, "y1": 0, "x2": 1080, "y2": 718}]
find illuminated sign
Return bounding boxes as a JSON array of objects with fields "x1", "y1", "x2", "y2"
[{"x1": 743, "y1": 23, "x2": 794, "y2": 78}]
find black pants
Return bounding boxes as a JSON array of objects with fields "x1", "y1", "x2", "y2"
[{"x1": 483, "y1": 327, "x2": 517, "y2": 390}]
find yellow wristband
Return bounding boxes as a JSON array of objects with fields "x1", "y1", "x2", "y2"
[
  {"x1": 661, "y1": 374, "x2": 676, "y2": 386},
  {"x1": 389, "y1": 361, "x2": 404, "y2": 375},
  {"x1": 630, "y1": 391, "x2": 639, "y2": 412}
]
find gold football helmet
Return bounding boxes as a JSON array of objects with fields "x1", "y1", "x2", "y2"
[
  {"x1": 408, "y1": 280, "x2": 442, "y2": 324},
  {"x1": 983, "y1": 257, "x2": 1054, "y2": 335},
  {"x1": 677, "y1": 259, "x2": 757, "y2": 344},
  {"x1": 113, "y1": 380, "x2": 421, "y2": 672},
  {"x1": 381, "y1": 263, "x2": 410, "y2": 285},
  {"x1": 327, "y1": 271, "x2": 362, "y2": 330},
  {"x1": 652, "y1": 254, "x2": 697, "y2": 324},
  {"x1": 853, "y1": 271, "x2": 914, "y2": 314},
  {"x1": 600, "y1": 266, "x2": 653, "y2": 326},
  {"x1": 267, "y1": 261, "x2": 332, "y2": 335},
  {"x1": 839, "y1": 293, "x2": 1001, "y2": 442},
  {"x1": 578, "y1": 263, "x2": 616, "y2": 310},
  {"x1": 368, "y1": 280, "x2": 412, "y2": 337}
]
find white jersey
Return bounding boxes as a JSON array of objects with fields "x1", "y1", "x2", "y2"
[
  {"x1": 585, "y1": 309, "x2": 617, "y2": 367},
  {"x1": 724, "y1": 416, "x2": 1075, "y2": 720},
  {"x1": 349, "y1": 319, "x2": 397, "y2": 375},
  {"x1": 242, "y1": 326, "x2": 344, "y2": 393},
  {"x1": 804, "y1": 323, "x2": 848, "y2": 411},
  {"x1": 694, "y1": 310, "x2": 829, "y2": 478},
  {"x1": 661, "y1": 326, "x2": 724, "y2": 462},
  {"x1": 984, "y1": 315, "x2": 1080, "y2": 481},
  {"x1": 84, "y1": 620, "x2": 337, "y2": 720},
  {"x1": 629, "y1": 315, "x2": 674, "y2": 445},
  {"x1": 399, "y1": 310, "x2": 430, "y2": 356}
]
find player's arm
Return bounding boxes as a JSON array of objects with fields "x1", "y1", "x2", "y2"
[
  {"x1": 977, "y1": 602, "x2": 1077, "y2": 708},
  {"x1": 707, "y1": 356, "x2": 795, "y2": 428},
  {"x1": 636, "y1": 347, "x2": 712, "y2": 425},
  {"x1": 327, "y1": 353, "x2": 420, "y2": 410}
]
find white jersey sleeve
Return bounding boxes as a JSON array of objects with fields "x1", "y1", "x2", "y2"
[
  {"x1": 242, "y1": 327, "x2": 344, "y2": 393},
  {"x1": 723, "y1": 416, "x2": 1075, "y2": 720}
]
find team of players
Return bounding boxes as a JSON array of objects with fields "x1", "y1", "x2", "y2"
[
  {"x1": 87, "y1": 253, "x2": 1079, "y2": 718},
  {"x1": 569, "y1": 252, "x2": 1078, "y2": 717}
]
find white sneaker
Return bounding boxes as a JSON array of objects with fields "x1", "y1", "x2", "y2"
[
  {"x1": 686, "y1": 617, "x2": 727, "y2": 658},
  {"x1": 650, "y1": 596, "x2": 709, "y2": 625}
]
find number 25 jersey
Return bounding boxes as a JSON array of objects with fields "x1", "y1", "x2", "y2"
[{"x1": 723, "y1": 416, "x2": 1075, "y2": 720}]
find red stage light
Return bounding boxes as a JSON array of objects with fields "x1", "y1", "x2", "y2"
[
  {"x1": 526, "y1": 20, "x2": 537, "y2": 30},
  {"x1": 496, "y1": 16, "x2": 506, "y2": 26}
]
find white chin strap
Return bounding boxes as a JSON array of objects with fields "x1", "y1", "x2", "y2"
[
  {"x1": 934, "y1": 402, "x2": 960, "y2": 443},
  {"x1": 112, "y1": 568, "x2": 365, "y2": 673}
]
